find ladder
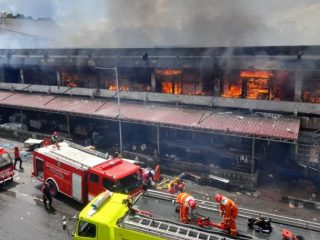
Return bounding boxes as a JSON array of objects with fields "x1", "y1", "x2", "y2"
[
  {"x1": 49, "y1": 148, "x2": 89, "y2": 169},
  {"x1": 122, "y1": 215, "x2": 234, "y2": 240}
]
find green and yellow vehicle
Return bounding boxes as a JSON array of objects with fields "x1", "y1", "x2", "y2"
[
  {"x1": 65, "y1": 190, "x2": 241, "y2": 240},
  {"x1": 69, "y1": 190, "x2": 165, "y2": 240},
  {"x1": 76, "y1": 191, "x2": 157, "y2": 240},
  {"x1": 64, "y1": 190, "x2": 320, "y2": 240}
]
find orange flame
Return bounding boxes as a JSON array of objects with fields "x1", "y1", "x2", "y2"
[
  {"x1": 240, "y1": 70, "x2": 273, "y2": 79},
  {"x1": 303, "y1": 85, "x2": 320, "y2": 103},
  {"x1": 246, "y1": 78, "x2": 270, "y2": 99},
  {"x1": 108, "y1": 84, "x2": 129, "y2": 91},
  {"x1": 162, "y1": 82, "x2": 181, "y2": 94},
  {"x1": 60, "y1": 71, "x2": 79, "y2": 87},
  {"x1": 222, "y1": 78, "x2": 242, "y2": 98},
  {"x1": 156, "y1": 69, "x2": 182, "y2": 76}
]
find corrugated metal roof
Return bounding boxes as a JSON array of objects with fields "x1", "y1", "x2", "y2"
[{"x1": 0, "y1": 90, "x2": 300, "y2": 140}]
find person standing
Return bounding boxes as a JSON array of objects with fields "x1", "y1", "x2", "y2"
[
  {"x1": 42, "y1": 182, "x2": 53, "y2": 211},
  {"x1": 14, "y1": 146, "x2": 23, "y2": 170},
  {"x1": 214, "y1": 193, "x2": 238, "y2": 236}
]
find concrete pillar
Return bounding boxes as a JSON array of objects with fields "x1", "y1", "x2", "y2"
[
  {"x1": 213, "y1": 77, "x2": 221, "y2": 96},
  {"x1": 251, "y1": 138, "x2": 255, "y2": 174},
  {"x1": 294, "y1": 71, "x2": 303, "y2": 102},
  {"x1": 19, "y1": 69, "x2": 24, "y2": 84},
  {"x1": 151, "y1": 72, "x2": 156, "y2": 92},
  {"x1": 56, "y1": 71, "x2": 61, "y2": 88},
  {"x1": 66, "y1": 114, "x2": 70, "y2": 136},
  {"x1": 20, "y1": 109, "x2": 23, "y2": 128},
  {"x1": 0, "y1": 67, "x2": 4, "y2": 83},
  {"x1": 157, "y1": 126, "x2": 160, "y2": 156},
  {"x1": 213, "y1": 69, "x2": 222, "y2": 97}
]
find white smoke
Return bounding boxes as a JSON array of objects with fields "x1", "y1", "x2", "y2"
[{"x1": 0, "y1": 0, "x2": 320, "y2": 48}]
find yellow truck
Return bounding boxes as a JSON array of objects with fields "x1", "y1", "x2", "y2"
[
  {"x1": 64, "y1": 190, "x2": 319, "y2": 240},
  {"x1": 65, "y1": 190, "x2": 242, "y2": 240},
  {"x1": 73, "y1": 191, "x2": 164, "y2": 240}
]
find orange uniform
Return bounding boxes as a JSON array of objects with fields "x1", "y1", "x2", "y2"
[
  {"x1": 216, "y1": 195, "x2": 238, "y2": 236},
  {"x1": 176, "y1": 193, "x2": 196, "y2": 223}
]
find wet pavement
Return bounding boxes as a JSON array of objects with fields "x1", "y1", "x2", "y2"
[{"x1": 0, "y1": 138, "x2": 82, "y2": 240}]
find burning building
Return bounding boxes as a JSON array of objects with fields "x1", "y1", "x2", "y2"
[{"x1": 0, "y1": 46, "x2": 319, "y2": 191}]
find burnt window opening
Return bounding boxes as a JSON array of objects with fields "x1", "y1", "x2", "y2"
[
  {"x1": 60, "y1": 68, "x2": 86, "y2": 88},
  {"x1": 222, "y1": 70, "x2": 294, "y2": 101},
  {"x1": 270, "y1": 71, "x2": 294, "y2": 101},
  {"x1": 156, "y1": 69, "x2": 182, "y2": 94},
  {"x1": 3, "y1": 67, "x2": 20, "y2": 83},
  {"x1": 240, "y1": 70, "x2": 272, "y2": 100},
  {"x1": 222, "y1": 72, "x2": 242, "y2": 98},
  {"x1": 101, "y1": 68, "x2": 152, "y2": 92},
  {"x1": 302, "y1": 71, "x2": 320, "y2": 103},
  {"x1": 155, "y1": 68, "x2": 212, "y2": 96},
  {"x1": 23, "y1": 67, "x2": 57, "y2": 85}
]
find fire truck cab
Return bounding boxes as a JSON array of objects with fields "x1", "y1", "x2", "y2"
[
  {"x1": 32, "y1": 141, "x2": 142, "y2": 203},
  {"x1": 0, "y1": 147, "x2": 14, "y2": 185}
]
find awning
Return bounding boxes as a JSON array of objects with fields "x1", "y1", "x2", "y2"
[{"x1": 0, "y1": 90, "x2": 300, "y2": 141}]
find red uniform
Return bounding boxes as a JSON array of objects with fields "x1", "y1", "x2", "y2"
[
  {"x1": 14, "y1": 148, "x2": 20, "y2": 159},
  {"x1": 176, "y1": 193, "x2": 196, "y2": 223},
  {"x1": 13, "y1": 146, "x2": 23, "y2": 170},
  {"x1": 217, "y1": 195, "x2": 238, "y2": 236}
]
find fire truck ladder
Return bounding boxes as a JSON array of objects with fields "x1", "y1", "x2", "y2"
[
  {"x1": 49, "y1": 149, "x2": 89, "y2": 169},
  {"x1": 122, "y1": 215, "x2": 237, "y2": 240}
]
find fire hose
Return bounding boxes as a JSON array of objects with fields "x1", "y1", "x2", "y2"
[{"x1": 196, "y1": 216, "x2": 228, "y2": 230}]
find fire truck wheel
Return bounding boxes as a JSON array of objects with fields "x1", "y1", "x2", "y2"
[{"x1": 47, "y1": 180, "x2": 58, "y2": 197}]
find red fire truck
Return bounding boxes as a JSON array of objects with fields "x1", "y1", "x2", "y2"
[
  {"x1": 0, "y1": 147, "x2": 14, "y2": 185},
  {"x1": 32, "y1": 141, "x2": 143, "y2": 203}
]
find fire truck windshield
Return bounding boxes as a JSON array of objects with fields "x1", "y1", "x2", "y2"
[
  {"x1": 0, "y1": 152, "x2": 12, "y2": 168},
  {"x1": 102, "y1": 171, "x2": 142, "y2": 194}
]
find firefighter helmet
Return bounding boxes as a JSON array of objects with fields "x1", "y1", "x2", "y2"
[
  {"x1": 188, "y1": 199, "x2": 197, "y2": 209},
  {"x1": 215, "y1": 193, "x2": 223, "y2": 203}
]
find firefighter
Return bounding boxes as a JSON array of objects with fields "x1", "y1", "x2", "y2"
[
  {"x1": 281, "y1": 228, "x2": 302, "y2": 240},
  {"x1": 141, "y1": 168, "x2": 154, "y2": 191},
  {"x1": 51, "y1": 131, "x2": 62, "y2": 144},
  {"x1": 153, "y1": 165, "x2": 161, "y2": 182},
  {"x1": 214, "y1": 193, "x2": 238, "y2": 236},
  {"x1": 13, "y1": 146, "x2": 23, "y2": 170},
  {"x1": 42, "y1": 182, "x2": 54, "y2": 211},
  {"x1": 176, "y1": 192, "x2": 197, "y2": 223},
  {"x1": 168, "y1": 176, "x2": 185, "y2": 194}
]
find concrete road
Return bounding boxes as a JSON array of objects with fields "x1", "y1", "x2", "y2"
[{"x1": 0, "y1": 138, "x2": 83, "y2": 240}]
